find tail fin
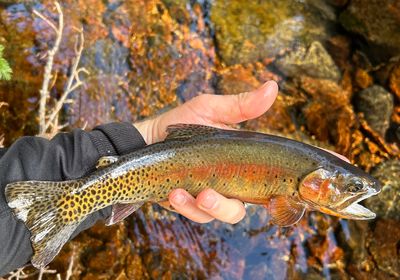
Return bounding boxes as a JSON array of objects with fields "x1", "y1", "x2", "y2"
[{"x1": 5, "y1": 180, "x2": 84, "y2": 268}]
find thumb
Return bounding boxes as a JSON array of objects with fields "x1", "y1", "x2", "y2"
[{"x1": 211, "y1": 80, "x2": 279, "y2": 124}]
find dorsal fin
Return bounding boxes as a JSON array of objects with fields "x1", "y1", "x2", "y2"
[{"x1": 165, "y1": 124, "x2": 220, "y2": 141}]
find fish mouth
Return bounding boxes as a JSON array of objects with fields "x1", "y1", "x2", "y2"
[{"x1": 320, "y1": 187, "x2": 380, "y2": 220}]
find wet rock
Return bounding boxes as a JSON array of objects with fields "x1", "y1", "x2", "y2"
[
  {"x1": 210, "y1": 0, "x2": 334, "y2": 65},
  {"x1": 299, "y1": 76, "x2": 355, "y2": 154},
  {"x1": 339, "y1": 0, "x2": 400, "y2": 61},
  {"x1": 216, "y1": 64, "x2": 261, "y2": 95},
  {"x1": 127, "y1": 0, "x2": 215, "y2": 119},
  {"x1": 326, "y1": 0, "x2": 348, "y2": 7},
  {"x1": 389, "y1": 63, "x2": 400, "y2": 100},
  {"x1": 354, "y1": 68, "x2": 373, "y2": 90},
  {"x1": 307, "y1": 0, "x2": 337, "y2": 21},
  {"x1": 364, "y1": 160, "x2": 400, "y2": 221},
  {"x1": 368, "y1": 220, "x2": 400, "y2": 278},
  {"x1": 326, "y1": 35, "x2": 351, "y2": 70},
  {"x1": 275, "y1": 41, "x2": 341, "y2": 81},
  {"x1": 355, "y1": 85, "x2": 394, "y2": 137},
  {"x1": 125, "y1": 253, "x2": 149, "y2": 280},
  {"x1": 88, "y1": 249, "x2": 117, "y2": 271},
  {"x1": 68, "y1": 38, "x2": 133, "y2": 128}
]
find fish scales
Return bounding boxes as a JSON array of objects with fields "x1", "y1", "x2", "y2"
[
  {"x1": 21, "y1": 138, "x2": 318, "y2": 225},
  {"x1": 66, "y1": 138, "x2": 317, "y2": 220},
  {"x1": 5, "y1": 124, "x2": 381, "y2": 268}
]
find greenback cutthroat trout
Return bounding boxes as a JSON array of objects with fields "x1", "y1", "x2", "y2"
[{"x1": 5, "y1": 124, "x2": 381, "y2": 268}]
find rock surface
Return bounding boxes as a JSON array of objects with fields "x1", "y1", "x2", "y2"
[
  {"x1": 210, "y1": 0, "x2": 333, "y2": 65},
  {"x1": 275, "y1": 41, "x2": 341, "y2": 81},
  {"x1": 355, "y1": 85, "x2": 394, "y2": 137},
  {"x1": 339, "y1": 0, "x2": 400, "y2": 61},
  {"x1": 365, "y1": 160, "x2": 400, "y2": 221}
]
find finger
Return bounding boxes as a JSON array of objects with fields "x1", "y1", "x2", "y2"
[
  {"x1": 209, "y1": 80, "x2": 279, "y2": 124},
  {"x1": 329, "y1": 151, "x2": 350, "y2": 162},
  {"x1": 169, "y1": 189, "x2": 215, "y2": 223},
  {"x1": 195, "y1": 189, "x2": 246, "y2": 224},
  {"x1": 319, "y1": 147, "x2": 350, "y2": 162}
]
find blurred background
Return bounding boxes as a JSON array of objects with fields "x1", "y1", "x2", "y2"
[{"x1": 0, "y1": 0, "x2": 399, "y2": 279}]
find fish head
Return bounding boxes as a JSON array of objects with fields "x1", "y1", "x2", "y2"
[{"x1": 298, "y1": 167, "x2": 381, "y2": 220}]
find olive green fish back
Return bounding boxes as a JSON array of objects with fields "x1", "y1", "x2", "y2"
[{"x1": 5, "y1": 180, "x2": 85, "y2": 268}]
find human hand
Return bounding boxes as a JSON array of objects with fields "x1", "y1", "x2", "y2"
[{"x1": 134, "y1": 81, "x2": 279, "y2": 224}]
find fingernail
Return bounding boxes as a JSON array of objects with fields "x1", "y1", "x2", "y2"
[
  {"x1": 263, "y1": 80, "x2": 278, "y2": 97},
  {"x1": 200, "y1": 193, "x2": 218, "y2": 209},
  {"x1": 172, "y1": 193, "x2": 186, "y2": 206}
]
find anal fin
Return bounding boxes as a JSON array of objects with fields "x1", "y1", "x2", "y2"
[
  {"x1": 106, "y1": 202, "x2": 144, "y2": 225},
  {"x1": 265, "y1": 196, "x2": 306, "y2": 227}
]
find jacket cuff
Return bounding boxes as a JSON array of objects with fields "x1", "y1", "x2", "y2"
[
  {"x1": 93, "y1": 122, "x2": 147, "y2": 155},
  {"x1": 83, "y1": 122, "x2": 147, "y2": 224}
]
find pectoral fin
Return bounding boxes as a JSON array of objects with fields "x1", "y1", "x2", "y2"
[
  {"x1": 106, "y1": 202, "x2": 144, "y2": 225},
  {"x1": 96, "y1": 156, "x2": 119, "y2": 169},
  {"x1": 157, "y1": 201, "x2": 178, "y2": 213},
  {"x1": 265, "y1": 196, "x2": 306, "y2": 227}
]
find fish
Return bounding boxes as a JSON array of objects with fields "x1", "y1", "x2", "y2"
[{"x1": 5, "y1": 124, "x2": 381, "y2": 268}]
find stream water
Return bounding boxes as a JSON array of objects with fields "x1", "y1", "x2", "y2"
[{"x1": 0, "y1": 1, "x2": 399, "y2": 279}]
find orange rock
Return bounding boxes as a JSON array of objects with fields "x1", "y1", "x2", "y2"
[
  {"x1": 389, "y1": 64, "x2": 400, "y2": 100},
  {"x1": 217, "y1": 64, "x2": 260, "y2": 95},
  {"x1": 326, "y1": 35, "x2": 351, "y2": 70},
  {"x1": 354, "y1": 68, "x2": 373, "y2": 89},
  {"x1": 88, "y1": 249, "x2": 117, "y2": 271},
  {"x1": 125, "y1": 254, "x2": 149, "y2": 280},
  {"x1": 299, "y1": 76, "x2": 355, "y2": 155}
]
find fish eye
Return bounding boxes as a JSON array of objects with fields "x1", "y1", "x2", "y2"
[{"x1": 347, "y1": 181, "x2": 364, "y2": 193}]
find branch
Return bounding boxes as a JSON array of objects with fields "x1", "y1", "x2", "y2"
[
  {"x1": 34, "y1": 1, "x2": 64, "y2": 135},
  {"x1": 37, "y1": 267, "x2": 57, "y2": 280},
  {"x1": 44, "y1": 28, "x2": 88, "y2": 131}
]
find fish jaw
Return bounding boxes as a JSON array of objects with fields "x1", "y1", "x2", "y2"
[{"x1": 317, "y1": 187, "x2": 380, "y2": 220}]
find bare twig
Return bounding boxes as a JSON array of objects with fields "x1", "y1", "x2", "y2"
[
  {"x1": 34, "y1": 1, "x2": 64, "y2": 135},
  {"x1": 55, "y1": 246, "x2": 75, "y2": 280},
  {"x1": 44, "y1": 29, "x2": 88, "y2": 131},
  {"x1": 37, "y1": 267, "x2": 57, "y2": 280},
  {"x1": 5, "y1": 266, "x2": 37, "y2": 280},
  {"x1": 64, "y1": 254, "x2": 74, "y2": 280},
  {"x1": 34, "y1": 1, "x2": 88, "y2": 138}
]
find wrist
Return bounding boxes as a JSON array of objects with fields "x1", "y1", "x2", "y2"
[
  {"x1": 133, "y1": 120, "x2": 152, "y2": 145},
  {"x1": 134, "y1": 117, "x2": 165, "y2": 145}
]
